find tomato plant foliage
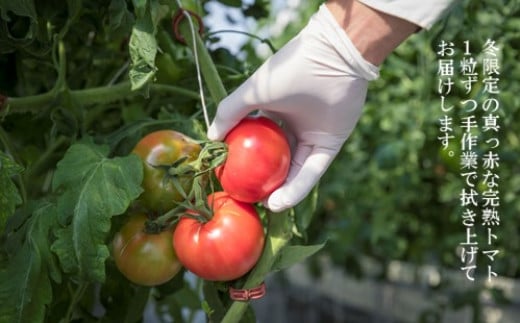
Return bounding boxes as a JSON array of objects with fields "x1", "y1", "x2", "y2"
[
  {"x1": 0, "y1": 0, "x2": 323, "y2": 322},
  {"x1": 51, "y1": 141, "x2": 143, "y2": 282},
  {"x1": 0, "y1": 151, "x2": 23, "y2": 230},
  {"x1": 1, "y1": 140, "x2": 143, "y2": 321}
]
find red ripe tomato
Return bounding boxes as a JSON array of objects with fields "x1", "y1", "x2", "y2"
[
  {"x1": 132, "y1": 130, "x2": 201, "y2": 213},
  {"x1": 215, "y1": 116, "x2": 291, "y2": 203},
  {"x1": 112, "y1": 213, "x2": 182, "y2": 286},
  {"x1": 172, "y1": 192, "x2": 265, "y2": 281}
]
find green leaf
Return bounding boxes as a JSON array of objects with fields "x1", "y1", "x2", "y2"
[
  {"x1": 291, "y1": 184, "x2": 319, "y2": 240},
  {"x1": 129, "y1": 21, "x2": 157, "y2": 91},
  {"x1": 172, "y1": 284, "x2": 203, "y2": 310},
  {"x1": 243, "y1": 0, "x2": 270, "y2": 20},
  {"x1": 0, "y1": 152, "x2": 24, "y2": 231},
  {"x1": 50, "y1": 227, "x2": 78, "y2": 274},
  {"x1": 0, "y1": 0, "x2": 38, "y2": 53},
  {"x1": 64, "y1": 0, "x2": 82, "y2": 26},
  {"x1": 0, "y1": 0, "x2": 37, "y2": 21},
  {"x1": 0, "y1": 200, "x2": 60, "y2": 323},
  {"x1": 109, "y1": 0, "x2": 135, "y2": 34},
  {"x1": 203, "y1": 281, "x2": 227, "y2": 322},
  {"x1": 122, "y1": 286, "x2": 151, "y2": 323},
  {"x1": 99, "y1": 262, "x2": 150, "y2": 323},
  {"x1": 50, "y1": 140, "x2": 143, "y2": 282},
  {"x1": 128, "y1": 0, "x2": 166, "y2": 91},
  {"x1": 132, "y1": 0, "x2": 148, "y2": 14},
  {"x1": 271, "y1": 242, "x2": 326, "y2": 272}
]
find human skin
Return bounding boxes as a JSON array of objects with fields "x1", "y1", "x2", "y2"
[{"x1": 326, "y1": 0, "x2": 420, "y2": 66}]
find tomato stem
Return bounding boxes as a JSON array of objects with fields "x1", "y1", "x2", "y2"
[
  {"x1": 176, "y1": 10, "x2": 294, "y2": 323},
  {"x1": 205, "y1": 30, "x2": 277, "y2": 54},
  {"x1": 1, "y1": 82, "x2": 199, "y2": 116},
  {"x1": 55, "y1": 40, "x2": 68, "y2": 92},
  {"x1": 147, "y1": 205, "x2": 185, "y2": 231},
  {"x1": 178, "y1": 17, "x2": 227, "y2": 106},
  {"x1": 188, "y1": 141, "x2": 227, "y2": 175},
  {"x1": 23, "y1": 136, "x2": 70, "y2": 180},
  {"x1": 64, "y1": 281, "x2": 89, "y2": 322}
]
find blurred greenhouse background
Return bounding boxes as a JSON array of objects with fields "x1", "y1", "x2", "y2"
[{"x1": 208, "y1": 0, "x2": 520, "y2": 322}]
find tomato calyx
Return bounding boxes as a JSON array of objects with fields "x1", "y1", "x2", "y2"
[
  {"x1": 149, "y1": 163, "x2": 197, "y2": 203},
  {"x1": 144, "y1": 181, "x2": 214, "y2": 229},
  {"x1": 135, "y1": 139, "x2": 227, "y2": 231},
  {"x1": 189, "y1": 140, "x2": 228, "y2": 176},
  {"x1": 146, "y1": 141, "x2": 226, "y2": 200},
  {"x1": 180, "y1": 208, "x2": 212, "y2": 223},
  {"x1": 143, "y1": 218, "x2": 169, "y2": 234}
]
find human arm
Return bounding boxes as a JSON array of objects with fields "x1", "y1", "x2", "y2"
[
  {"x1": 327, "y1": 0, "x2": 459, "y2": 65},
  {"x1": 326, "y1": 0, "x2": 419, "y2": 66},
  {"x1": 208, "y1": 0, "x2": 457, "y2": 212}
]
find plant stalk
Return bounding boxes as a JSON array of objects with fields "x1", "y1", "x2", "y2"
[
  {"x1": 62, "y1": 282, "x2": 89, "y2": 323},
  {"x1": 1, "y1": 82, "x2": 199, "y2": 116},
  {"x1": 175, "y1": 9, "x2": 294, "y2": 323},
  {"x1": 178, "y1": 18, "x2": 228, "y2": 106},
  {"x1": 221, "y1": 211, "x2": 293, "y2": 323}
]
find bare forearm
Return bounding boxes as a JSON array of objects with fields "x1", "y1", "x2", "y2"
[{"x1": 326, "y1": 0, "x2": 419, "y2": 66}]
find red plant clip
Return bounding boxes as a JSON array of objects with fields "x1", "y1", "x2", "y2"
[
  {"x1": 172, "y1": 8, "x2": 204, "y2": 45},
  {"x1": 229, "y1": 282, "x2": 266, "y2": 301}
]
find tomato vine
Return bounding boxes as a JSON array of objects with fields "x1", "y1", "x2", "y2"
[{"x1": 0, "y1": 1, "x2": 324, "y2": 322}]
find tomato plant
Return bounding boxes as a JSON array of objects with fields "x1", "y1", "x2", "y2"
[
  {"x1": 132, "y1": 130, "x2": 201, "y2": 213},
  {"x1": 155, "y1": 53, "x2": 186, "y2": 84},
  {"x1": 173, "y1": 192, "x2": 265, "y2": 281},
  {"x1": 112, "y1": 212, "x2": 182, "y2": 286},
  {"x1": 0, "y1": 1, "x2": 321, "y2": 322},
  {"x1": 215, "y1": 116, "x2": 291, "y2": 203}
]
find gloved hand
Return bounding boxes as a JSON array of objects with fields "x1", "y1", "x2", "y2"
[{"x1": 207, "y1": 4, "x2": 379, "y2": 212}]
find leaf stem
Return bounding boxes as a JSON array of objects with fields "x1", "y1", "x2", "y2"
[
  {"x1": 205, "y1": 29, "x2": 277, "y2": 54},
  {"x1": 1, "y1": 82, "x2": 200, "y2": 116},
  {"x1": 148, "y1": 206, "x2": 184, "y2": 231},
  {"x1": 221, "y1": 211, "x2": 293, "y2": 323},
  {"x1": 63, "y1": 281, "x2": 89, "y2": 322},
  {"x1": 0, "y1": 126, "x2": 27, "y2": 203},
  {"x1": 55, "y1": 40, "x2": 68, "y2": 91},
  {"x1": 178, "y1": 21, "x2": 228, "y2": 105}
]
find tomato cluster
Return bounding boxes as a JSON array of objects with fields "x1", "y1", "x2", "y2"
[
  {"x1": 112, "y1": 130, "x2": 200, "y2": 286},
  {"x1": 176, "y1": 116, "x2": 290, "y2": 281},
  {"x1": 112, "y1": 116, "x2": 291, "y2": 285}
]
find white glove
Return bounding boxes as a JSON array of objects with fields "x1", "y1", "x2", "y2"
[{"x1": 207, "y1": 4, "x2": 379, "y2": 212}]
